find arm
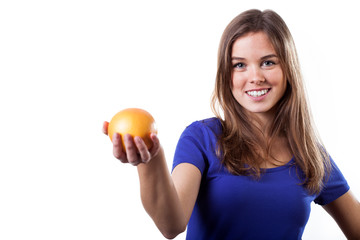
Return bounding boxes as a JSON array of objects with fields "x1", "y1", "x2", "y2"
[
  {"x1": 103, "y1": 121, "x2": 201, "y2": 239},
  {"x1": 323, "y1": 190, "x2": 360, "y2": 239},
  {"x1": 137, "y1": 156, "x2": 201, "y2": 239}
]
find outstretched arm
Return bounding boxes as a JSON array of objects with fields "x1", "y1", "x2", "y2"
[
  {"x1": 137, "y1": 152, "x2": 201, "y2": 239},
  {"x1": 103, "y1": 121, "x2": 201, "y2": 239}
]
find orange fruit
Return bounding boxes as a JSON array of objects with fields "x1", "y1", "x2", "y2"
[{"x1": 108, "y1": 108, "x2": 157, "y2": 151}]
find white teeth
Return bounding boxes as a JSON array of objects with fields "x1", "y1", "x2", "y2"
[{"x1": 247, "y1": 89, "x2": 269, "y2": 97}]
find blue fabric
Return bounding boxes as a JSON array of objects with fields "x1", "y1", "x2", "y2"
[{"x1": 172, "y1": 118, "x2": 350, "y2": 240}]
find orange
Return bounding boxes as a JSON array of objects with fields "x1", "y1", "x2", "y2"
[{"x1": 108, "y1": 108, "x2": 157, "y2": 151}]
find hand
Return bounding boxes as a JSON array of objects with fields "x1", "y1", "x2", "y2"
[{"x1": 102, "y1": 121, "x2": 161, "y2": 166}]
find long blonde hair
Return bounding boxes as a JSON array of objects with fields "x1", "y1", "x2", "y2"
[{"x1": 211, "y1": 9, "x2": 330, "y2": 194}]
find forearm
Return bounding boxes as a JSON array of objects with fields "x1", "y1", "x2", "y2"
[{"x1": 137, "y1": 148, "x2": 186, "y2": 239}]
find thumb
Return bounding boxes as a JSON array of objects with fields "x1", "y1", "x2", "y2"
[{"x1": 102, "y1": 121, "x2": 109, "y2": 135}]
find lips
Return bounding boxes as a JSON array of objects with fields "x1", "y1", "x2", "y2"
[{"x1": 246, "y1": 88, "x2": 271, "y2": 97}]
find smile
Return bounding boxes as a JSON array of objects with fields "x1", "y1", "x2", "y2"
[{"x1": 246, "y1": 88, "x2": 270, "y2": 97}]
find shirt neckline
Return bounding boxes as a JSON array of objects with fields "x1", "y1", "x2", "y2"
[{"x1": 261, "y1": 157, "x2": 295, "y2": 173}]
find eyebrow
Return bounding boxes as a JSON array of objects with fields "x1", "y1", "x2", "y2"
[{"x1": 231, "y1": 54, "x2": 278, "y2": 61}]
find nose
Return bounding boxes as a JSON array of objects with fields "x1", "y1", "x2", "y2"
[{"x1": 249, "y1": 66, "x2": 265, "y2": 84}]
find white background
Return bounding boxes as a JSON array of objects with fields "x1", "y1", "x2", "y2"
[{"x1": 1, "y1": 0, "x2": 359, "y2": 239}]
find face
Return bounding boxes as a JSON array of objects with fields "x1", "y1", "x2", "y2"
[{"x1": 231, "y1": 31, "x2": 286, "y2": 122}]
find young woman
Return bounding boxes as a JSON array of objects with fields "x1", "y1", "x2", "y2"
[{"x1": 103, "y1": 9, "x2": 360, "y2": 239}]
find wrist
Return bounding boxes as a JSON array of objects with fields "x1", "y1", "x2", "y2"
[{"x1": 137, "y1": 147, "x2": 165, "y2": 172}]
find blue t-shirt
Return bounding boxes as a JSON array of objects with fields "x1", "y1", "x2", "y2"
[{"x1": 172, "y1": 118, "x2": 349, "y2": 240}]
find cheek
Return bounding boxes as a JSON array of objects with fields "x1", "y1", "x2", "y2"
[
  {"x1": 266, "y1": 69, "x2": 285, "y2": 88},
  {"x1": 274, "y1": 72, "x2": 287, "y2": 98},
  {"x1": 231, "y1": 74, "x2": 246, "y2": 90},
  {"x1": 278, "y1": 72, "x2": 287, "y2": 91}
]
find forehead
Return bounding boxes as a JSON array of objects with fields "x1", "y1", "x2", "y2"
[{"x1": 231, "y1": 31, "x2": 276, "y2": 57}]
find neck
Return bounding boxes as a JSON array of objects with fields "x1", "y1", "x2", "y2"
[{"x1": 248, "y1": 111, "x2": 276, "y2": 137}]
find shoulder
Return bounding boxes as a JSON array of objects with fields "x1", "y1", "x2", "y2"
[
  {"x1": 314, "y1": 156, "x2": 350, "y2": 205},
  {"x1": 177, "y1": 117, "x2": 222, "y2": 154},
  {"x1": 173, "y1": 117, "x2": 222, "y2": 174},
  {"x1": 183, "y1": 117, "x2": 222, "y2": 138}
]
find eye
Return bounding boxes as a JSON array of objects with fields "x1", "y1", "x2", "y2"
[
  {"x1": 262, "y1": 60, "x2": 275, "y2": 67},
  {"x1": 233, "y1": 62, "x2": 245, "y2": 69}
]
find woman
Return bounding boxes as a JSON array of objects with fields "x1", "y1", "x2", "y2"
[{"x1": 103, "y1": 9, "x2": 360, "y2": 239}]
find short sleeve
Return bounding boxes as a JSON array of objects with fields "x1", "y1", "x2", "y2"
[
  {"x1": 172, "y1": 122, "x2": 208, "y2": 175},
  {"x1": 314, "y1": 157, "x2": 350, "y2": 205}
]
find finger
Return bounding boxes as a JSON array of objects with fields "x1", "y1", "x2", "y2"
[
  {"x1": 124, "y1": 134, "x2": 141, "y2": 166},
  {"x1": 134, "y1": 136, "x2": 151, "y2": 163},
  {"x1": 112, "y1": 133, "x2": 127, "y2": 163},
  {"x1": 103, "y1": 121, "x2": 109, "y2": 135},
  {"x1": 149, "y1": 133, "x2": 161, "y2": 156}
]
